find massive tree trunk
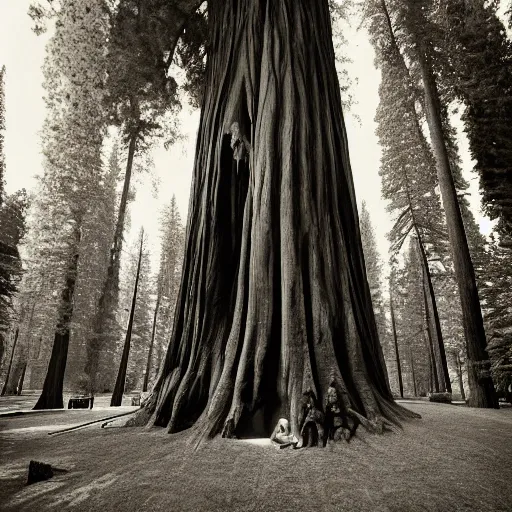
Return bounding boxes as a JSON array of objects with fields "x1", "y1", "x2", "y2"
[
  {"x1": 138, "y1": 0, "x2": 417, "y2": 442},
  {"x1": 413, "y1": 21, "x2": 498, "y2": 408},
  {"x1": 85, "y1": 128, "x2": 138, "y2": 393},
  {"x1": 34, "y1": 226, "x2": 81, "y2": 410},
  {"x1": 111, "y1": 231, "x2": 144, "y2": 407}
]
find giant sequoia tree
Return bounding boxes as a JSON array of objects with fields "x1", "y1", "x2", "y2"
[{"x1": 137, "y1": 0, "x2": 417, "y2": 443}]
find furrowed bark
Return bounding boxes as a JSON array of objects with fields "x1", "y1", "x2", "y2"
[
  {"x1": 137, "y1": 0, "x2": 417, "y2": 442},
  {"x1": 34, "y1": 225, "x2": 81, "y2": 410}
]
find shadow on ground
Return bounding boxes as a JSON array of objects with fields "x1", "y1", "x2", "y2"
[{"x1": 0, "y1": 402, "x2": 511, "y2": 512}]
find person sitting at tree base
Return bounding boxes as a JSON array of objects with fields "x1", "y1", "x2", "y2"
[
  {"x1": 270, "y1": 418, "x2": 298, "y2": 449},
  {"x1": 299, "y1": 389, "x2": 325, "y2": 447}
]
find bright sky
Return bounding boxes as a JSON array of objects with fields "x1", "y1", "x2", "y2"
[{"x1": 0, "y1": 0, "x2": 491, "y2": 278}]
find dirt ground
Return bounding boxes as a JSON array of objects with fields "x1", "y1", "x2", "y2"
[{"x1": 1, "y1": 401, "x2": 511, "y2": 512}]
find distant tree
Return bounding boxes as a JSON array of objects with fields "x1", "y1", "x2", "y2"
[
  {"x1": 389, "y1": 268, "x2": 403, "y2": 398},
  {"x1": 84, "y1": 0, "x2": 184, "y2": 392},
  {"x1": 152, "y1": 196, "x2": 184, "y2": 377},
  {"x1": 123, "y1": 235, "x2": 153, "y2": 392},
  {"x1": 66, "y1": 143, "x2": 119, "y2": 392},
  {"x1": 144, "y1": 195, "x2": 184, "y2": 392},
  {"x1": 111, "y1": 229, "x2": 144, "y2": 406},
  {"x1": 359, "y1": 201, "x2": 385, "y2": 337},
  {"x1": 0, "y1": 68, "x2": 29, "y2": 375},
  {"x1": 404, "y1": 0, "x2": 496, "y2": 407},
  {"x1": 366, "y1": 0, "x2": 451, "y2": 393},
  {"x1": 394, "y1": 241, "x2": 432, "y2": 397},
  {"x1": 366, "y1": 0, "x2": 495, "y2": 407},
  {"x1": 0, "y1": 191, "x2": 28, "y2": 362},
  {"x1": 485, "y1": 227, "x2": 512, "y2": 393},
  {"x1": 33, "y1": 0, "x2": 110, "y2": 409},
  {"x1": 359, "y1": 202, "x2": 393, "y2": 384},
  {"x1": 436, "y1": 0, "x2": 512, "y2": 237}
]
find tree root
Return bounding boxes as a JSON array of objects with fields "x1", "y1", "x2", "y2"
[
  {"x1": 221, "y1": 418, "x2": 238, "y2": 439},
  {"x1": 348, "y1": 408, "x2": 401, "y2": 434}
]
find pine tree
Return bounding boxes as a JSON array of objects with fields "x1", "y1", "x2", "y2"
[
  {"x1": 484, "y1": 228, "x2": 512, "y2": 392},
  {"x1": 393, "y1": 241, "x2": 431, "y2": 397},
  {"x1": 33, "y1": 0, "x2": 110, "y2": 409},
  {"x1": 402, "y1": 0, "x2": 496, "y2": 407},
  {"x1": 366, "y1": 0, "x2": 496, "y2": 407},
  {"x1": 359, "y1": 201, "x2": 385, "y2": 332},
  {"x1": 436, "y1": 0, "x2": 512, "y2": 237},
  {"x1": 0, "y1": 191, "x2": 28, "y2": 392},
  {"x1": 0, "y1": 191, "x2": 28, "y2": 341},
  {"x1": 359, "y1": 201, "x2": 391, "y2": 380},
  {"x1": 123, "y1": 236, "x2": 153, "y2": 392},
  {"x1": 84, "y1": 0, "x2": 185, "y2": 391},
  {"x1": 366, "y1": 0, "x2": 452, "y2": 393},
  {"x1": 111, "y1": 229, "x2": 145, "y2": 406},
  {"x1": 65, "y1": 143, "x2": 119, "y2": 392},
  {"x1": 144, "y1": 195, "x2": 184, "y2": 391}
]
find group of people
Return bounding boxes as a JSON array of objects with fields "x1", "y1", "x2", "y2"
[{"x1": 270, "y1": 385, "x2": 357, "y2": 449}]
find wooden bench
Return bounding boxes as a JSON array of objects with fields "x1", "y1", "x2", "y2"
[{"x1": 68, "y1": 396, "x2": 94, "y2": 409}]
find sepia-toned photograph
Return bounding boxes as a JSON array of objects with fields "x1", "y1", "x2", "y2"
[{"x1": 0, "y1": 1, "x2": 511, "y2": 510}]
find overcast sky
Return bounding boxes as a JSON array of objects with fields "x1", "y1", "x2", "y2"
[{"x1": 0, "y1": 0, "x2": 492, "y2": 279}]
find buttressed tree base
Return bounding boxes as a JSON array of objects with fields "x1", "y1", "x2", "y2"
[{"x1": 134, "y1": 0, "x2": 419, "y2": 444}]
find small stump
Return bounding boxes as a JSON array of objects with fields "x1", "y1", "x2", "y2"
[{"x1": 27, "y1": 461, "x2": 53, "y2": 485}]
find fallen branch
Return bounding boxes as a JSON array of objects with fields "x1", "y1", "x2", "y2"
[{"x1": 48, "y1": 409, "x2": 138, "y2": 436}]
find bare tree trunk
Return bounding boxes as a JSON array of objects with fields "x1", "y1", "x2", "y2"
[
  {"x1": 456, "y1": 352, "x2": 466, "y2": 401},
  {"x1": 34, "y1": 225, "x2": 81, "y2": 410},
  {"x1": 390, "y1": 285, "x2": 403, "y2": 398},
  {"x1": 143, "y1": 293, "x2": 160, "y2": 393},
  {"x1": 111, "y1": 230, "x2": 144, "y2": 407},
  {"x1": 422, "y1": 278, "x2": 440, "y2": 393},
  {"x1": 417, "y1": 237, "x2": 451, "y2": 393},
  {"x1": 16, "y1": 362, "x2": 26, "y2": 395},
  {"x1": 413, "y1": 22, "x2": 497, "y2": 408},
  {"x1": 136, "y1": 1, "x2": 416, "y2": 443},
  {"x1": 1, "y1": 328, "x2": 19, "y2": 396},
  {"x1": 85, "y1": 129, "x2": 138, "y2": 393},
  {"x1": 423, "y1": 330, "x2": 434, "y2": 393},
  {"x1": 407, "y1": 343, "x2": 417, "y2": 397}
]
